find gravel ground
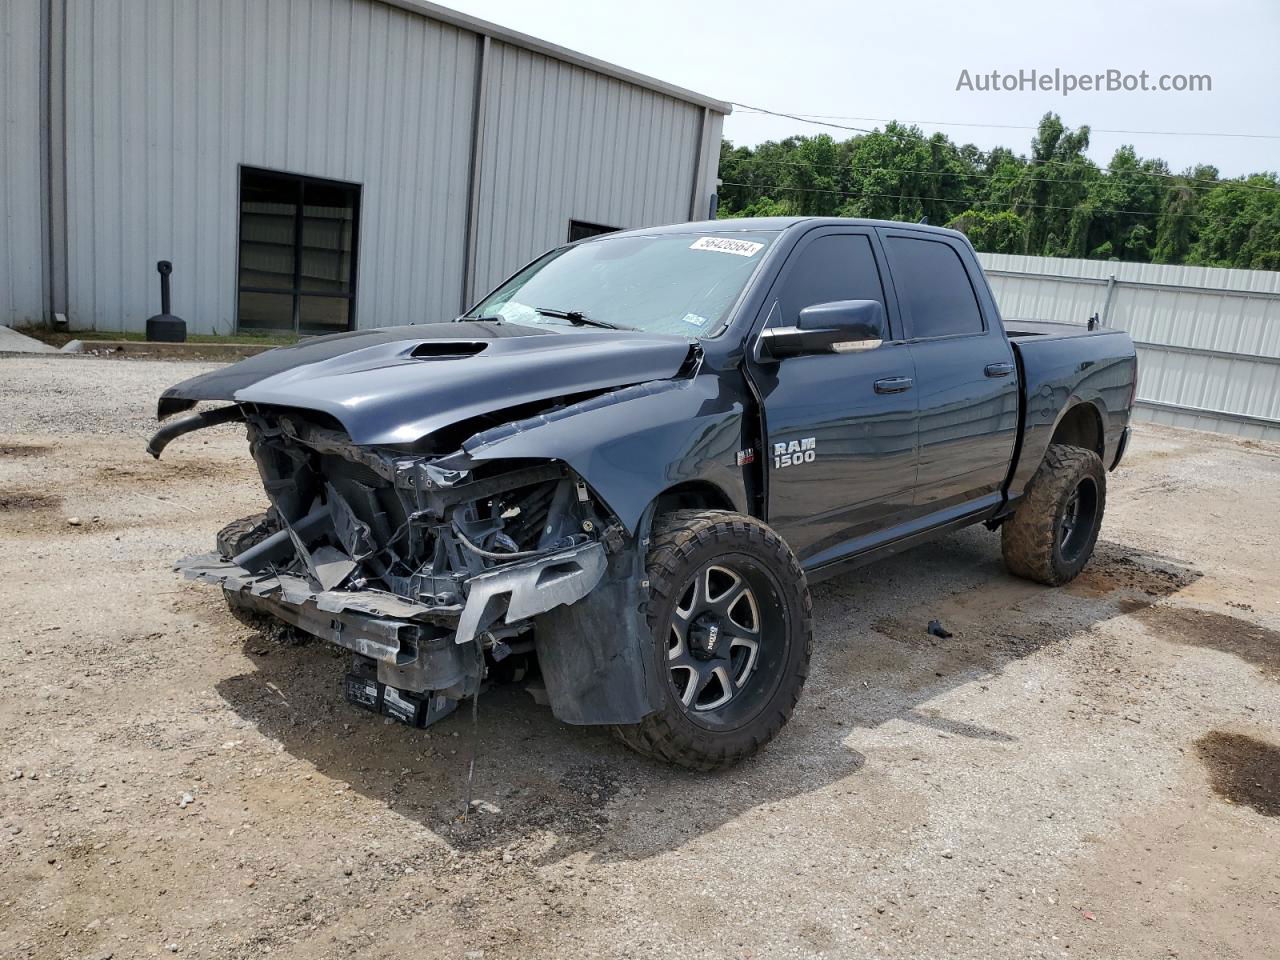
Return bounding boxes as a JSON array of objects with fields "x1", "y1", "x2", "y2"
[{"x1": 1, "y1": 355, "x2": 1278, "y2": 960}]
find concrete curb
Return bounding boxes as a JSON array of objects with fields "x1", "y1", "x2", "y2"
[
  {"x1": 0, "y1": 325, "x2": 61, "y2": 354},
  {"x1": 59, "y1": 339, "x2": 276, "y2": 360}
]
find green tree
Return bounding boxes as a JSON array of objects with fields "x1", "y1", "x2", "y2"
[
  {"x1": 716, "y1": 115, "x2": 1280, "y2": 269},
  {"x1": 1015, "y1": 113, "x2": 1097, "y2": 257},
  {"x1": 1153, "y1": 167, "x2": 1210, "y2": 264},
  {"x1": 946, "y1": 210, "x2": 1027, "y2": 254},
  {"x1": 838, "y1": 123, "x2": 978, "y2": 224},
  {"x1": 1188, "y1": 174, "x2": 1280, "y2": 269},
  {"x1": 1076, "y1": 146, "x2": 1165, "y2": 260}
]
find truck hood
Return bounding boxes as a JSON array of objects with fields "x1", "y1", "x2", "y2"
[{"x1": 157, "y1": 321, "x2": 696, "y2": 446}]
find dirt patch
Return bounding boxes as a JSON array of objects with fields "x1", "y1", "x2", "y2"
[
  {"x1": 439, "y1": 756, "x2": 640, "y2": 858},
  {"x1": 0, "y1": 491, "x2": 61, "y2": 512},
  {"x1": 870, "y1": 541, "x2": 1197, "y2": 657},
  {"x1": 93, "y1": 457, "x2": 251, "y2": 485},
  {"x1": 1136, "y1": 605, "x2": 1280, "y2": 679},
  {"x1": 0, "y1": 493, "x2": 130, "y2": 539},
  {"x1": 0, "y1": 443, "x2": 51, "y2": 458},
  {"x1": 1196, "y1": 731, "x2": 1280, "y2": 816},
  {"x1": 1066, "y1": 541, "x2": 1196, "y2": 598},
  {"x1": 5, "y1": 363, "x2": 1280, "y2": 960}
]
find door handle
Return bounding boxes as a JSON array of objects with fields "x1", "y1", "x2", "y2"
[
  {"x1": 874, "y1": 376, "x2": 913, "y2": 394},
  {"x1": 985, "y1": 362, "x2": 1014, "y2": 377}
]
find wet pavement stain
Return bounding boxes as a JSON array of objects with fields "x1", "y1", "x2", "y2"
[
  {"x1": 1137, "y1": 605, "x2": 1280, "y2": 680},
  {"x1": 1196, "y1": 731, "x2": 1280, "y2": 817}
]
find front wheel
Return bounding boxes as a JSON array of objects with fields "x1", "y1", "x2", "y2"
[
  {"x1": 612, "y1": 510, "x2": 813, "y2": 771},
  {"x1": 1001, "y1": 444, "x2": 1106, "y2": 586},
  {"x1": 216, "y1": 511, "x2": 279, "y2": 560}
]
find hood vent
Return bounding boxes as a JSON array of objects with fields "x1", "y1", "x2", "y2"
[{"x1": 410, "y1": 340, "x2": 489, "y2": 360}]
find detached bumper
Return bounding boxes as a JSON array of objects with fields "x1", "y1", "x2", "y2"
[
  {"x1": 181, "y1": 553, "x2": 455, "y2": 660},
  {"x1": 179, "y1": 541, "x2": 607, "y2": 689}
]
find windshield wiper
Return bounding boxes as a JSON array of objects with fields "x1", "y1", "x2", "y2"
[{"x1": 535, "y1": 307, "x2": 630, "y2": 331}]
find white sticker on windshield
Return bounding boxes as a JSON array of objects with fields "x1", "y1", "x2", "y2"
[
  {"x1": 681, "y1": 313, "x2": 709, "y2": 328},
  {"x1": 690, "y1": 236, "x2": 764, "y2": 257}
]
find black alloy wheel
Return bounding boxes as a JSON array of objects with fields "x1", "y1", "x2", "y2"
[{"x1": 612, "y1": 510, "x2": 813, "y2": 770}]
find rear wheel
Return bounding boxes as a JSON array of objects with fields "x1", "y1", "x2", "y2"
[
  {"x1": 1001, "y1": 444, "x2": 1106, "y2": 586},
  {"x1": 612, "y1": 510, "x2": 813, "y2": 770}
]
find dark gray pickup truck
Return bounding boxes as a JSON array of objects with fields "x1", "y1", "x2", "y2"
[{"x1": 151, "y1": 217, "x2": 1136, "y2": 769}]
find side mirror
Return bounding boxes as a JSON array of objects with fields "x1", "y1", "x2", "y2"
[{"x1": 755, "y1": 300, "x2": 885, "y2": 361}]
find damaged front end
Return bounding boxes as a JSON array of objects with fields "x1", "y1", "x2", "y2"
[{"x1": 178, "y1": 406, "x2": 626, "y2": 727}]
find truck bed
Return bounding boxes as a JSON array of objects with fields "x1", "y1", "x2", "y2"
[
  {"x1": 1004, "y1": 318, "x2": 1123, "y2": 340},
  {"x1": 1002, "y1": 318, "x2": 1137, "y2": 503}
]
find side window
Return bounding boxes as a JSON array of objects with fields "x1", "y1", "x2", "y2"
[
  {"x1": 778, "y1": 234, "x2": 885, "y2": 325},
  {"x1": 884, "y1": 236, "x2": 984, "y2": 338}
]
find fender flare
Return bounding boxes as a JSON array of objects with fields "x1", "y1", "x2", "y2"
[
  {"x1": 1048, "y1": 395, "x2": 1107, "y2": 455},
  {"x1": 531, "y1": 500, "x2": 666, "y2": 725},
  {"x1": 460, "y1": 377, "x2": 753, "y2": 726},
  {"x1": 1009, "y1": 394, "x2": 1108, "y2": 500}
]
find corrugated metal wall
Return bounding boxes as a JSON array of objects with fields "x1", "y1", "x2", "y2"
[
  {"x1": 469, "y1": 40, "x2": 709, "y2": 297},
  {"x1": 1, "y1": 0, "x2": 46, "y2": 328},
  {"x1": 41, "y1": 0, "x2": 724, "y2": 334},
  {"x1": 62, "y1": 0, "x2": 478, "y2": 333},
  {"x1": 979, "y1": 252, "x2": 1280, "y2": 442}
]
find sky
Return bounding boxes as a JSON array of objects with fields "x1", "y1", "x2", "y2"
[{"x1": 442, "y1": 0, "x2": 1279, "y2": 178}]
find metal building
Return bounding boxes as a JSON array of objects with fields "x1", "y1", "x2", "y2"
[
  {"x1": 980, "y1": 252, "x2": 1280, "y2": 442},
  {"x1": 1, "y1": 0, "x2": 728, "y2": 336}
]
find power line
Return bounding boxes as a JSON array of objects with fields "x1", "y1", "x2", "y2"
[
  {"x1": 734, "y1": 107, "x2": 1280, "y2": 141},
  {"x1": 718, "y1": 180, "x2": 1209, "y2": 220},
  {"x1": 730, "y1": 101, "x2": 1280, "y2": 195}
]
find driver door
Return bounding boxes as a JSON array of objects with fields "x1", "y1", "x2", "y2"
[{"x1": 746, "y1": 228, "x2": 919, "y2": 569}]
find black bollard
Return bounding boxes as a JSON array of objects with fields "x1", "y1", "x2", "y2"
[{"x1": 144, "y1": 260, "x2": 187, "y2": 343}]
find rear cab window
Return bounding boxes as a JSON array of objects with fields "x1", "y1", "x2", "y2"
[{"x1": 883, "y1": 235, "x2": 984, "y2": 339}]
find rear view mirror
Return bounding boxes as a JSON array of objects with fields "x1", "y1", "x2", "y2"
[{"x1": 755, "y1": 300, "x2": 885, "y2": 361}]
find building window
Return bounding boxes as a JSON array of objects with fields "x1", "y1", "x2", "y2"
[
  {"x1": 237, "y1": 167, "x2": 360, "y2": 335},
  {"x1": 567, "y1": 219, "x2": 620, "y2": 243}
]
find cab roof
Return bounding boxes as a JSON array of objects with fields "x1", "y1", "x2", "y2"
[{"x1": 592, "y1": 216, "x2": 970, "y2": 244}]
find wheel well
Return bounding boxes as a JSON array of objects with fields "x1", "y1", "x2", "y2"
[
  {"x1": 1050, "y1": 402, "x2": 1104, "y2": 457},
  {"x1": 653, "y1": 481, "x2": 737, "y2": 516}
]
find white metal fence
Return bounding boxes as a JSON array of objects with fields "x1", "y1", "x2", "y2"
[{"x1": 978, "y1": 252, "x2": 1280, "y2": 442}]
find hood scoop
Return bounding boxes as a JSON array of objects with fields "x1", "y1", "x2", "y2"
[{"x1": 411, "y1": 340, "x2": 488, "y2": 359}]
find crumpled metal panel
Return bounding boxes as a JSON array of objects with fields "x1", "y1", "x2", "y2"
[
  {"x1": 177, "y1": 553, "x2": 451, "y2": 622},
  {"x1": 452, "y1": 542, "x2": 607, "y2": 646},
  {"x1": 157, "y1": 320, "x2": 693, "y2": 445}
]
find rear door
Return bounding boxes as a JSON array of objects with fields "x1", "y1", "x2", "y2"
[
  {"x1": 879, "y1": 230, "x2": 1019, "y2": 515},
  {"x1": 747, "y1": 227, "x2": 919, "y2": 568}
]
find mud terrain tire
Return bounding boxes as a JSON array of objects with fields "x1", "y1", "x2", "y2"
[
  {"x1": 1002, "y1": 444, "x2": 1106, "y2": 586},
  {"x1": 612, "y1": 510, "x2": 813, "y2": 770},
  {"x1": 215, "y1": 512, "x2": 300, "y2": 641},
  {"x1": 216, "y1": 512, "x2": 279, "y2": 560}
]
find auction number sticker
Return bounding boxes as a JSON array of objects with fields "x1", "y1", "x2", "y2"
[{"x1": 690, "y1": 236, "x2": 764, "y2": 257}]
